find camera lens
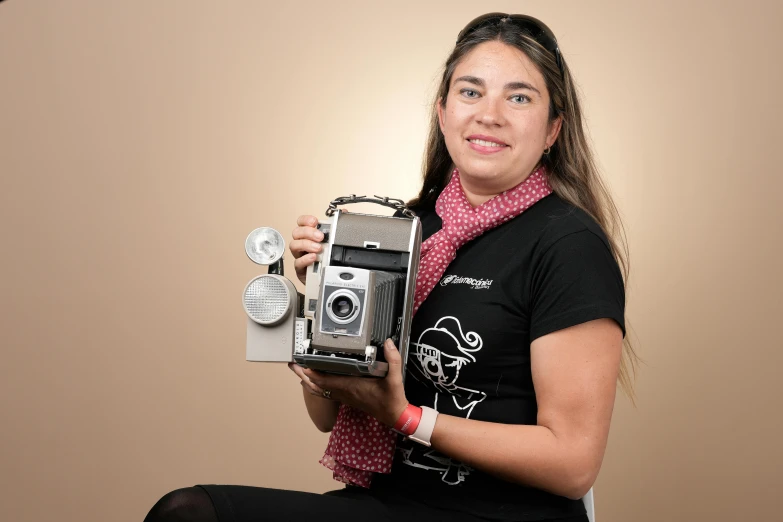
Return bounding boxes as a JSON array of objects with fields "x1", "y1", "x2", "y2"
[
  {"x1": 332, "y1": 296, "x2": 354, "y2": 318},
  {"x1": 325, "y1": 290, "x2": 360, "y2": 325}
]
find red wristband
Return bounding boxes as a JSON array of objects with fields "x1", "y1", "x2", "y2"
[{"x1": 393, "y1": 404, "x2": 422, "y2": 436}]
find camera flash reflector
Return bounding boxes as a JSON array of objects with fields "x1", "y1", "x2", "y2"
[
  {"x1": 245, "y1": 227, "x2": 285, "y2": 265},
  {"x1": 243, "y1": 274, "x2": 293, "y2": 325}
]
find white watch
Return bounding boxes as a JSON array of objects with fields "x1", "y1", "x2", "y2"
[{"x1": 407, "y1": 406, "x2": 439, "y2": 447}]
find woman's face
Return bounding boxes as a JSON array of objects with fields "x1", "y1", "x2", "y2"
[{"x1": 437, "y1": 40, "x2": 561, "y2": 202}]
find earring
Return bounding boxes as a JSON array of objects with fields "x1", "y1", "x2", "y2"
[{"x1": 543, "y1": 146, "x2": 551, "y2": 155}]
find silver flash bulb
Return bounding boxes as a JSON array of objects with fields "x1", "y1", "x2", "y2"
[{"x1": 245, "y1": 227, "x2": 285, "y2": 266}]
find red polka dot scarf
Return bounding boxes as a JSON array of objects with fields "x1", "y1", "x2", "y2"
[{"x1": 320, "y1": 166, "x2": 553, "y2": 487}]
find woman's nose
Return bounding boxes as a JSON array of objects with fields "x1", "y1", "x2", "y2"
[{"x1": 477, "y1": 97, "x2": 505, "y2": 126}]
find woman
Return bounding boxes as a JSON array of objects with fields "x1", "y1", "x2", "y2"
[{"x1": 145, "y1": 12, "x2": 636, "y2": 522}]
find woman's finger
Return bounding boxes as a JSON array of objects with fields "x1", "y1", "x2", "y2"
[
  {"x1": 292, "y1": 225, "x2": 325, "y2": 243},
  {"x1": 289, "y1": 238, "x2": 323, "y2": 258},
  {"x1": 291, "y1": 364, "x2": 329, "y2": 396},
  {"x1": 301, "y1": 378, "x2": 328, "y2": 397},
  {"x1": 290, "y1": 363, "x2": 315, "y2": 384},
  {"x1": 301, "y1": 381, "x2": 324, "y2": 396},
  {"x1": 296, "y1": 215, "x2": 319, "y2": 228},
  {"x1": 294, "y1": 253, "x2": 317, "y2": 271},
  {"x1": 290, "y1": 363, "x2": 317, "y2": 384}
]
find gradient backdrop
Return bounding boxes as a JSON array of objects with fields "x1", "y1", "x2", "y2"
[{"x1": 1, "y1": 1, "x2": 781, "y2": 521}]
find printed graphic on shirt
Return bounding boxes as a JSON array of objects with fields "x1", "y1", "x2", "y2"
[
  {"x1": 409, "y1": 315, "x2": 488, "y2": 418},
  {"x1": 400, "y1": 315, "x2": 487, "y2": 485},
  {"x1": 398, "y1": 445, "x2": 472, "y2": 485},
  {"x1": 439, "y1": 274, "x2": 493, "y2": 290}
]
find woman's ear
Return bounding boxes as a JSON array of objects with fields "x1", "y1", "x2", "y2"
[
  {"x1": 546, "y1": 115, "x2": 563, "y2": 149},
  {"x1": 436, "y1": 98, "x2": 446, "y2": 133}
]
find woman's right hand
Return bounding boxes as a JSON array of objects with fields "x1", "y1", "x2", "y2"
[
  {"x1": 289, "y1": 361, "x2": 340, "y2": 432},
  {"x1": 290, "y1": 215, "x2": 324, "y2": 285}
]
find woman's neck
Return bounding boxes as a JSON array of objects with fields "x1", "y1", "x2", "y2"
[
  {"x1": 456, "y1": 164, "x2": 542, "y2": 208},
  {"x1": 460, "y1": 185, "x2": 496, "y2": 208}
]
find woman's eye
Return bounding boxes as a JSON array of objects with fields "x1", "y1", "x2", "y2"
[
  {"x1": 460, "y1": 89, "x2": 479, "y2": 98},
  {"x1": 511, "y1": 94, "x2": 530, "y2": 104}
]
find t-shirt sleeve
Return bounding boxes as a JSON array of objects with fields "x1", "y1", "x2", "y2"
[{"x1": 529, "y1": 229, "x2": 626, "y2": 341}]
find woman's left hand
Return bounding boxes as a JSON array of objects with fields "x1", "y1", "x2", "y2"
[{"x1": 302, "y1": 339, "x2": 408, "y2": 427}]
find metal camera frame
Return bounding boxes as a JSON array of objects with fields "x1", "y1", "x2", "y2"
[{"x1": 293, "y1": 195, "x2": 421, "y2": 380}]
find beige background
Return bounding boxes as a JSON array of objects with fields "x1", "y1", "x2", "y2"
[{"x1": 1, "y1": 1, "x2": 781, "y2": 521}]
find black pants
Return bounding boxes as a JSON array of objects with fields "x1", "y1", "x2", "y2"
[{"x1": 143, "y1": 484, "x2": 589, "y2": 522}]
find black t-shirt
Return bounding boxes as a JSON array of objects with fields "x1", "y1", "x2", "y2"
[{"x1": 372, "y1": 194, "x2": 626, "y2": 521}]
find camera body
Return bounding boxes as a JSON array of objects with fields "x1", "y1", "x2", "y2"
[{"x1": 243, "y1": 204, "x2": 421, "y2": 379}]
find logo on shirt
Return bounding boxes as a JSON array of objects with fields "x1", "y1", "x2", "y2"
[{"x1": 439, "y1": 274, "x2": 493, "y2": 290}]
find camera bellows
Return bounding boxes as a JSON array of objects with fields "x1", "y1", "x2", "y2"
[{"x1": 371, "y1": 271, "x2": 406, "y2": 346}]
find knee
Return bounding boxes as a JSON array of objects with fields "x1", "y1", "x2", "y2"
[{"x1": 144, "y1": 487, "x2": 216, "y2": 522}]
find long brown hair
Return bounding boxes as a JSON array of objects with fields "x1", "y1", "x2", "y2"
[{"x1": 410, "y1": 19, "x2": 640, "y2": 400}]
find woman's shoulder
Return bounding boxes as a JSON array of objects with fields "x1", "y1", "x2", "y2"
[{"x1": 524, "y1": 193, "x2": 613, "y2": 254}]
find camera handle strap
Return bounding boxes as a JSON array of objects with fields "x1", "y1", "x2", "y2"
[{"x1": 325, "y1": 195, "x2": 416, "y2": 218}]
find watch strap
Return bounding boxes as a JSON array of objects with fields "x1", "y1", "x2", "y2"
[{"x1": 407, "y1": 406, "x2": 438, "y2": 447}]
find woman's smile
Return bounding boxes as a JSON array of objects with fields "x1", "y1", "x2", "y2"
[{"x1": 467, "y1": 134, "x2": 509, "y2": 154}]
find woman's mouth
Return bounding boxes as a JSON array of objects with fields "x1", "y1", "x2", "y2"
[{"x1": 467, "y1": 136, "x2": 508, "y2": 154}]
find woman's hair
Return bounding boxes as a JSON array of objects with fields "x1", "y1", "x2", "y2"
[{"x1": 409, "y1": 19, "x2": 640, "y2": 400}]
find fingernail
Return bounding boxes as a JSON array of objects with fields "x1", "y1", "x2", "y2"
[{"x1": 315, "y1": 231, "x2": 324, "y2": 241}]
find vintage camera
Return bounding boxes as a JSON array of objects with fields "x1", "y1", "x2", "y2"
[{"x1": 242, "y1": 196, "x2": 421, "y2": 378}]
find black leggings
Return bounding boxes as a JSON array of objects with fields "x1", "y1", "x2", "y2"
[{"x1": 143, "y1": 484, "x2": 589, "y2": 522}]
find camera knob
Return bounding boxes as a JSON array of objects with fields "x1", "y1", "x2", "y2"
[{"x1": 317, "y1": 223, "x2": 331, "y2": 243}]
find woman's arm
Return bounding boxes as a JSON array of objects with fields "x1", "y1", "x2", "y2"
[
  {"x1": 305, "y1": 319, "x2": 622, "y2": 498},
  {"x1": 289, "y1": 362, "x2": 341, "y2": 432},
  {"x1": 287, "y1": 214, "x2": 341, "y2": 432},
  {"x1": 301, "y1": 387, "x2": 340, "y2": 433},
  {"x1": 428, "y1": 318, "x2": 622, "y2": 500}
]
